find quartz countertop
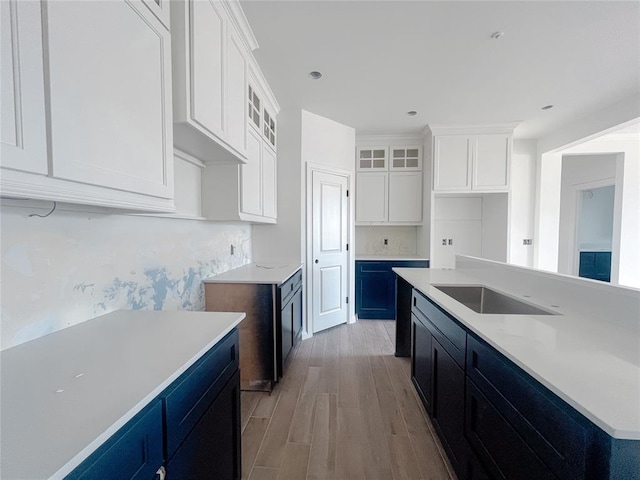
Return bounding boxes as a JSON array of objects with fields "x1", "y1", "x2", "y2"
[
  {"x1": 0, "y1": 310, "x2": 245, "y2": 480},
  {"x1": 203, "y1": 262, "x2": 302, "y2": 285},
  {"x1": 394, "y1": 256, "x2": 640, "y2": 440},
  {"x1": 355, "y1": 254, "x2": 429, "y2": 261}
]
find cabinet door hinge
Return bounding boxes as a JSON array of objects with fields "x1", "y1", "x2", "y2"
[
  {"x1": 346, "y1": 190, "x2": 349, "y2": 197},
  {"x1": 346, "y1": 243, "x2": 349, "y2": 251},
  {"x1": 346, "y1": 296, "x2": 349, "y2": 304}
]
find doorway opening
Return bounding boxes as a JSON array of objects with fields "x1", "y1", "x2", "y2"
[{"x1": 576, "y1": 185, "x2": 615, "y2": 282}]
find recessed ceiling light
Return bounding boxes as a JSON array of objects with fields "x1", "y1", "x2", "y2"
[
  {"x1": 407, "y1": 111, "x2": 418, "y2": 116},
  {"x1": 308, "y1": 71, "x2": 322, "y2": 80},
  {"x1": 490, "y1": 31, "x2": 504, "y2": 40},
  {"x1": 541, "y1": 104, "x2": 554, "y2": 110}
]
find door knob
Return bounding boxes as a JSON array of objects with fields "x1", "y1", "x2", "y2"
[{"x1": 315, "y1": 259, "x2": 319, "y2": 264}]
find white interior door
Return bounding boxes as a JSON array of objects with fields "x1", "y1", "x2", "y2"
[{"x1": 312, "y1": 170, "x2": 349, "y2": 333}]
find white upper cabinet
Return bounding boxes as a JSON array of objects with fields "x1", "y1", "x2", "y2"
[
  {"x1": 357, "y1": 147, "x2": 388, "y2": 171},
  {"x1": 47, "y1": 0, "x2": 173, "y2": 199},
  {"x1": 388, "y1": 172, "x2": 422, "y2": 222},
  {"x1": 356, "y1": 172, "x2": 388, "y2": 222},
  {"x1": 473, "y1": 134, "x2": 510, "y2": 190},
  {"x1": 389, "y1": 146, "x2": 422, "y2": 171},
  {"x1": 1, "y1": 0, "x2": 47, "y2": 175},
  {"x1": 171, "y1": 0, "x2": 249, "y2": 163},
  {"x1": 1, "y1": 0, "x2": 175, "y2": 212},
  {"x1": 355, "y1": 140, "x2": 423, "y2": 225},
  {"x1": 433, "y1": 136, "x2": 472, "y2": 190},
  {"x1": 261, "y1": 143, "x2": 277, "y2": 218},
  {"x1": 433, "y1": 132, "x2": 512, "y2": 192}
]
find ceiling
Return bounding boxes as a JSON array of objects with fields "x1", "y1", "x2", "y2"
[{"x1": 241, "y1": 0, "x2": 640, "y2": 139}]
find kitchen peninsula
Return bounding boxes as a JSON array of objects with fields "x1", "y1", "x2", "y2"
[{"x1": 394, "y1": 256, "x2": 640, "y2": 479}]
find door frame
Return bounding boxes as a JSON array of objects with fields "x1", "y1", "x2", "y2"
[
  {"x1": 570, "y1": 178, "x2": 622, "y2": 283},
  {"x1": 305, "y1": 162, "x2": 355, "y2": 338}
]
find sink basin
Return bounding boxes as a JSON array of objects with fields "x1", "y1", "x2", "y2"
[{"x1": 433, "y1": 285, "x2": 556, "y2": 315}]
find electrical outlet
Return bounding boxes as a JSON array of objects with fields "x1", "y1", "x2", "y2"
[
  {"x1": 384, "y1": 238, "x2": 388, "y2": 245},
  {"x1": 523, "y1": 239, "x2": 533, "y2": 246}
]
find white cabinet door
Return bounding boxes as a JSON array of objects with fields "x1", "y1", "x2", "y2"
[
  {"x1": 389, "y1": 146, "x2": 422, "y2": 171},
  {"x1": 388, "y1": 172, "x2": 422, "y2": 222},
  {"x1": 241, "y1": 129, "x2": 262, "y2": 216},
  {"x1": 225, "y1": 26, "x2": 248, "y2": 158},
  {"x1": 473, "y1": 134, "x2": 510, "y2": 190},
  {"x1": 45, "y1": 0, "x2": 173, "y2": 199},
  {"x1": 357, "y1": 146, "x2": 388, "y2": 171},
  {"x1": 190, "y1": 0, "x2": 225, "y2": 139},
  {"x1": 262, "y1": 145, "x2": 277, "y2": 219},
  {"x1": 356, "y1": 172, "x2": 387, "y2": 222},
  {"x1": 142, "y1": 0, "x2": 170, "y2": 28},
  {"x1": 1, "y1": 0, "x2": 47, "y2": 174},
  {"x1": 433, "y1": 136, "x2": 471, "y2": 191}
]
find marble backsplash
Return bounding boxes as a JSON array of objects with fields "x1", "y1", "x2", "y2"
[
  {"x1": 1, "y1": 203, "x2": 252, "y2": 350},
  {"x1": 355, "y1": 226, "x2": 417, "y2": 255}
]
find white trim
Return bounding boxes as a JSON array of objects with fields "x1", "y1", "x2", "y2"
[
  {"x1": 305, "y1": 162, "x2": 354, "y2": 337},
  {"x1": 173, "y1": 148, "x2": 205, "y2": 168},
  {"x1": 428, "y1": 122, "x2": 520, "y2": 136}
]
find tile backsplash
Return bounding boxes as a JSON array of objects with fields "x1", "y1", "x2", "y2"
[{"x1": 355, "y1": 226, "x2": 417, "y2": 255}]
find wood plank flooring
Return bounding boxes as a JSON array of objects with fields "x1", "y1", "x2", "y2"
[{"x1": 241, "y1": 320, "x2": 456, "y2": 480}]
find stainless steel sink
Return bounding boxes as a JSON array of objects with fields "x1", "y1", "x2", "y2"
[{"x1": 433, "y1": 285, "x2": 556, "y2": 315}]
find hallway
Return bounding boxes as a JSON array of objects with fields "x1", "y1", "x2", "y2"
[{"x1": 240, "y1": 320, "x2": 455, "y2": 479}]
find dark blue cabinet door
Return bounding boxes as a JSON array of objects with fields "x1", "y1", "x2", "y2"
[
  {"x1": 411, "y1": 313, "x2": 432, "y2": 412},
  {"x1": 431, "y1": 338, "x2": 467, "y2": 479},
  {"x1": 356, "y1": 260, "x2": 428, "y2": 320},
  {"x1": 66, "y1": 401, "x2": 163, "y2": 480},
  {"x1": 166, "y1": 370, "x2": 241, "y2": 480}
]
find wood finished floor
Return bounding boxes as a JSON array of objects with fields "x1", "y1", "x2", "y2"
[{"x1": 240, "y1": 320, "x2": 456, "y2": 480}]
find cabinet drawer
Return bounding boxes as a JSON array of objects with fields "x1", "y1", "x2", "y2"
[
  {"x1": 465, "y1": 379, "x2": 555, "y2": 480},
  {"x1": 467, "y1": 335, "x2": 587, "y2": 480},
  {"x1": 280, "y1": 269, "x2": 302, "y2": 306},
  {"x1": 67, "y1": 401, "x2": 163, "y2": 480},
  {"x1": 163, "y1": 329, "x2": 239, "y2": 457},
  {"x1": 357, "y1": 261, "x2": 393, "y2": 273},
  {"x1": 412, "y1": 290, "x2": 466, "y2": 366}
]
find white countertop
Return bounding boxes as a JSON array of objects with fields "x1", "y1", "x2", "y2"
[
  {"x1": 0, "y1": 310, "x2": 245, "y2": 480},
  {"x1": 203, "y1": 262, "x2": 302, "y2": 285},
  {"x1": 394, "y1": 256, "x2": 640, "y2": 440},
  {"x1": 355, "y1": 254, "x2": 429, "y2": 261}
]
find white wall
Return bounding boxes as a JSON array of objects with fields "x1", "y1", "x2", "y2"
[
  {"x1": 509, "y1": 139, "x2": 536, "y2": 267},
  {"x1": 355, "y1": 226, "x2": 417, "y2": 255},
  {"x1": 534, "y1": 93, "x2": 639, "y2": 273},
  {"x1": 0, "y1": 202, "x2": 251, "y2": 350},
  {"x1": 252, "y1": 108, "x2": 303, "y2": 264},
  {"x1": 417, "y1": 129, "x2": 433, "y2": 259},
  {"x1": 538, "y1": 134, "x2": 640, "y2": 288},
  {"x1": 578, "y1": 185, "x2": 615, "y2": 250},
  {"x1": 303, "y1": 110, "x2": 356, "y2": 171},
  {"x1": 302, "y1": 110, "x2": 356, "y2": 330},
  {"x1": 558, "y1": 154, "x2": 617, "y2": 277}
]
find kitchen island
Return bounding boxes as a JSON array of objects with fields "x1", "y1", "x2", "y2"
[
  {"x1": 395, "y1": 256, "x2": 640, "y2": 479},
  {"x1": 0, "y1": 310, "x2": 245, "y2": 480}
]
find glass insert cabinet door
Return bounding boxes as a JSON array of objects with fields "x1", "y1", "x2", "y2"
[
  {"x1": 357, "y1": 147, "x2": 388, "y2": 171},
  {"x1": 390, "y1": 146, "x2": 422, "y2": 171}
]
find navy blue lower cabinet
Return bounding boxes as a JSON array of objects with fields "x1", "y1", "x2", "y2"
[
  {"x1": 355, "y1": 260, "x2": 428, "y2": 320},
  {"x1": 579, "y1": 251, "x2": 611, "y2": 282},
  {"x1": 66, "y1": 401, "x2": 164, "y2": 480},
  {"x1": 165, "y1": 370, "x2": 241, "y2": 480},
  {"x1": 67, "y1": 328, "x2": 241, "y2": 480}
]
